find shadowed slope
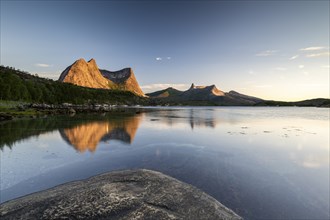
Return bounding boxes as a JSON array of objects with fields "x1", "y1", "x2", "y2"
[{"x1": 100, "y1": 68, "x2": 145, "y2": 96}]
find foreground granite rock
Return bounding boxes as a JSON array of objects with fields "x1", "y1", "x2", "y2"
[{"x1": 0, "y1": 169, "x2": 242, "y2": 220}]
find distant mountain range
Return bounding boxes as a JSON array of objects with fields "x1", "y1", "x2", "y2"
[
  {"x1": 147, "y1": 85, "x2": 329, "y2": 106},
  {"x1": 59, "y1": 58, "x2": 145, "y2": 96},
  {"x1": 56, "y1": 58, "x2": 329, "y2": 106},
  {"x1": 147, "y1": 83, "x2": 264, "y2": 106}
]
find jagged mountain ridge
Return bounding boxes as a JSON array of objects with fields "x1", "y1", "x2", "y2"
[
  {"x1": 181, "y1": 83, "x2": 226, "y2": 100},
  {"x1": 147, "y1": 83, "x2": 263, "y2": 105},
  {"x1": 58, "y1": 58, "x2": 144, "y2": 96},
  {"x1": 59, "y1": 59, "x2": 109, "y2": 89}
]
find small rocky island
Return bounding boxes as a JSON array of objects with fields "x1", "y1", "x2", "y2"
[{"x1": 0, "y1": 169, "x2": 242, "y2": 220}]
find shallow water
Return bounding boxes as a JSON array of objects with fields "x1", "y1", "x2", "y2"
[{"x1": 0, "y1": 107, "x2": 329, "y2": 219}]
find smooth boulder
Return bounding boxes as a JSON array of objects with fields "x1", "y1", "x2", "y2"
[{"x1": 0, "y1": 169, "x2": 242, "y2": 220}]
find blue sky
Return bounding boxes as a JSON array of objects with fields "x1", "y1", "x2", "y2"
[{"x1": 1, "y1": 0, "x2": 329, "y2": 101}]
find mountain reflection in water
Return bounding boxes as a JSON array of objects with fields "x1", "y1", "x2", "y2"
[
  {"x1": 59, "y1": 115, "x2": 142, "y2": 152},
  {"x1": 0, "y1": 108, "x2": 219, "y2": 152},
  {"x1": 146, "y1": 108, "x2": 219, "y2": 129},
  {"x1": 58, "y1": 109, "x2": 218, "y2": 152}
]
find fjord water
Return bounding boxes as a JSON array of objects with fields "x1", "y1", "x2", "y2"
[{"x1": 0, "y1": 107, "x2": 329, "y2": 219}]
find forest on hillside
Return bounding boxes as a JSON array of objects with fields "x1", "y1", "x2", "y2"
[{"x1": 0, "y1": 66, "x2": 146, "y2": 105}]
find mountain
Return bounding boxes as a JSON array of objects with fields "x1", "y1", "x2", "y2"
[
  {"x1": 225, "y1": 90, "x2": 264, "y2": 105},
  {"x1": 59, "y1": 58, "x2": 109, "y2": 89},
  {"x1": 146, "y1": 87, "x2": 183, "y2": 98},
  {"x1": 181, "y1": 84, "x2": 225, "y2": 100},
  {"x1": 100, "y1": 68, "x2": 144, "y2": 96},
  {"x1": 147, "y1": 83, "x2": 263, "y2": 106},
  {"x1": 59, "y1": 58, "x2": 144, "y2": 96}
]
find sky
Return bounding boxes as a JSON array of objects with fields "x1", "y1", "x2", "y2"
[{"x1": 1, "y1": 0, "x2": 329, "y2": 101}]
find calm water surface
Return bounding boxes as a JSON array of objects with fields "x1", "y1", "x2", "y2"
[{"x1": 0, "y1": 107, "x2": 329, "y2": 219}]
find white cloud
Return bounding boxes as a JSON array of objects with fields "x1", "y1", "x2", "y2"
[
  {"x1": 303, "y1": 71, "x2": 309, "y2": 76},
  {"x1": 35, "y1": 63, "x2": 52, "y2": 67},
  {"x1": 298, "y1": 83, "x2": 327, "y2": 87},
  {"x1": 298, "y1": 65, "x2": 304, "y2": 69},
  {"x1": 275, "y1": 67, "x2": 287, "y2": 71},
  {"x1": 141, "y1": 83, "x2": 189, "y2": 93},
  {"x1": 255, "y1": 50, "x2": 277, "y2": 57},
  {"x1": 300, "y1": 46, "x2": 326, "y2": 51},
  {"x1": 302, "y1": 161, "x2": 320, "y2": 168},
  {"x1": 289, "y1": 55, "x2": 299, "y2": 60},
  {"x1": 306, "y1": 52, "x2": 330, "y2": 58},
  {"x1": 156, "y1": 57, "x2": 171, "y2": 61},
  {"x1": 248, "y1": 70, "x2": 256, "y2": 75},
  {"x1": 321, "y1": 65, "x2": 330, "y2": 68},
  {"x1": 33, "y1": 71, "x2": 61, "y2": 80}
]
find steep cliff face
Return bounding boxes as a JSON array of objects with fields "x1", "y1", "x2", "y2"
[
  {"x1": 59, "y1": 59, "x2": 110, "y2": 89},
  {"x1": 100, "y1": 68, "x2": 145, "y2": 96},
  {"x1": 59, "y1": 58, "x2": 145, "y2": 96}
]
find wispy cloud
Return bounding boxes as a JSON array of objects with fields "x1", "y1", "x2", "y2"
[
  {"x1": 156, "y1": 57, "x2": 171, "y2": 61},
  {"x1": 275, "y1": 67, "x2": 287, "y2": 71},
  {"x1": 255, "y1": 50, "x2": 277, "y2": 57},
  {"x1": 321, "y1": 65, "x2": 330, "y2": 69},
  {"x1": 302, "y1": 71, "x2": 309, "y2": 76},
  {"x1": 302, "y1": 161, "x2": 320, "y2": 168},
  {"x1": 306, "y1": 52, "x2": 330, "y2": 58},
  {"x1": 33, "y1": 71, "x2": 61, "y2": 80},
  {"x1": 300, "y1": 46, "x2": 326, "y2": 51},
  {"x1": 35, "y1": 63, "x2": 52, "y2": 67},
  {"x1": 298, "y1": 83, "x2": 327, "y2": 87},
  {"x1": 298, "y1": 65, "x2": 304, "y2": 69},
  {"x1": 289, "y1": 55, "x2": 299, "y2": 60},
  {"x1": 141, "y1": 83, "x2": 189, "y2": 93},
  {"x1": 248, "y1": 70, "x2": 256, "y2": 75}
]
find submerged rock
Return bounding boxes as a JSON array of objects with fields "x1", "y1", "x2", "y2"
[
  {"x1": 0, "y1": 113, "x2": 13, "y2": 121},
  {"x1": 0, "y1": 169, "x2": 241, "y2": 220},
  {"x1": 68, "y1": 108, "x2": 76, "y2": 114}
]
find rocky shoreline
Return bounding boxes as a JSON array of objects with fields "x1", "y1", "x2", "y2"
[
  {"x1": 0, "y1": 169, "x2": 242, "y2": 220},
  {"x1": 0, "y1": 103, "x2": 145, "y2": 122},
  {"x1": 29, "y1": 103, "x2": 131, "y2": 113}
]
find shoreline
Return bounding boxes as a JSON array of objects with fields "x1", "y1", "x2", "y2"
[{"x1": 1, "y1": 101, "x2": 329, "y2": 122}]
